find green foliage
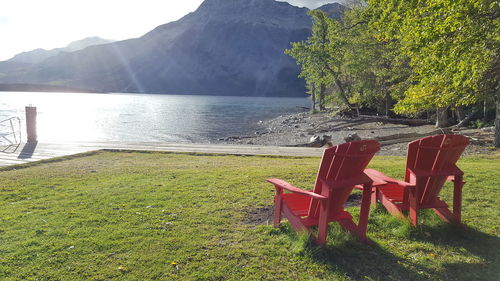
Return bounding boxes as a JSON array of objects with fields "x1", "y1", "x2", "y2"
[
  {"x1": 470, "y1": 119, "x2": 493, "y2": 129},
  {"x1": 338, "y1": 4, "x2": 413, "y2": 115},
  {"x1": 287, "y1": 0, "x2": 499, "y2": 130},
  {"x1": 286, "y1": 11, "x2": 335, "y2": 111},
  {"x1": 287, "y1": 5, "x2": 413, "y2": 115},
  {"x1": 369, "y1": 0, "x2": 500, "y2": 114},
  {"x1": 0, "y1": 152, "x2": 499, "y2": 280}
]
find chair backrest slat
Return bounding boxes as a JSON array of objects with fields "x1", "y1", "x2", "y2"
[
  {"x1": 405, "y1": 134, "x2": 469, "y2": 205},
  {"x1": 308, "y1": 140, "x2": 380, "y2": 218}
]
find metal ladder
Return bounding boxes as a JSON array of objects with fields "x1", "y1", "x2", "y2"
[{"x1": 0, "y1": 117, "x2": 21, "y2": 145}]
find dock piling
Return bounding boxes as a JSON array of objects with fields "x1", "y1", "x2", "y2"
[{"x1": 26, "y1": 106, "x2": 37, "y2": 143}]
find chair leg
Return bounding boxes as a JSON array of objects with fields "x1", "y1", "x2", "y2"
[
  {"x1": 371, "y1": 186, "x2": 378, "y2": 205},
  {"x1": 273, "y1": 194, "x2": 283, "y2": 228},
  {"x1": 339, "y1": 219, "x2": 359, "y2": 239},
  {"x1": 433, "y1": 178, "x2": 464, "y2": 225},
  {"x1": 452, "y1": 176, "x2": 464, "y2": 224},
  {"x1": 379, "y1": 194, "x2": 406, "y2": 220},
  {"x1": 316, "y1": 200, "x2": 330, "y2": 245},
  {"x1": 409, "y1": 188, "x2": 419, "y2": 226},
  {"x1": 432, "y1": 207, "x2": 455, "y2": 223},
  {"x1": 357, "y1": 184, "x2": 372, "y2": 242}
]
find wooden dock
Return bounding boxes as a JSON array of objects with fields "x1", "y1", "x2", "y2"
[{"x1": 0, "y1": 141, "x2": 324, "y2": 167}]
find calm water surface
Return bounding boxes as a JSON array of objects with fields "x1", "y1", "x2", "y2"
[{"x1": 0, "y1": 92, "x2": 308, "y2": 143}]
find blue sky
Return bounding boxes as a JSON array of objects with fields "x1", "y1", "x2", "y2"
[{"x1": 0, "y1": 0, "x2": 340, "y2": 61}]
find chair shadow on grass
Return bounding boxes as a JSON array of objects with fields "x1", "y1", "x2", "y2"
[
  {"x1": 311, "y1": 236, "x2": 433, "y2": 280},
  {"x1": 409, "y1": 223, "x2": 500, "y2": 279},
  {"x1": 272, "y1": 224, "x2": 432, "y2": 280},
  {"x1": 270, "y1": 209, "x2": 499, "y2": 280}
]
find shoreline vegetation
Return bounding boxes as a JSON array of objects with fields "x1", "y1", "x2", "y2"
[{"x1": 285, "y1": 1, "x2": 499, "y2": 147}]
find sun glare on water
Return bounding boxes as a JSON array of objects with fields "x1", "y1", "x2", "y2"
[{"x1": 2, "y1": 92, "x2": 127, "y2": 143}]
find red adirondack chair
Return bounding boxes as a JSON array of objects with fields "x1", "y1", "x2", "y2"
[
  {"x1": 365, "y1": 134, "x2": 470, "y2": 226},
  {"x1": 267, "y1": 140, "x2": 381, "y2": 245}
]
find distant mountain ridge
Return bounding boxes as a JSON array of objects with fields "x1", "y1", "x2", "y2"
[
  {"x1": 0, "y1": 0, "x2": 344, "y2": 96},
  {"x1": 8, "y1": 37, "x2": 115, "y2": 64},
  {"x1": 0, "y1": 83, "x2": 98, "y2": 93},
  {"x1": 317, "y1": 3, "x2": 346, "y2": 20}
]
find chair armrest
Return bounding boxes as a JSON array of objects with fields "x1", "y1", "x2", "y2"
[
  {"x1": 319, "y1": 173, "x2": 374, "y2": 190},
  {"x1": 407, "y1": 165, "x2": 464, "y2": 178},
  {"x1": 363, "y1": 169, "x2": 389, "y2": 186},
  {"x1": 364, "y1": 169, "x2": 415, "y2": 187},
  {"x1": 267, "y1": 178, "x2": 327, "y2": 200}
]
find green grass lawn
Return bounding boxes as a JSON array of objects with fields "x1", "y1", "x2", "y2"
[{"x1": 0, "y1": 151, "x2": 499, "y2": 280}]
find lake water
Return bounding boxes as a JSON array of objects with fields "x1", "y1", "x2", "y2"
[{"x1": 0, "y1": 92, "x2": 309, "y2": 143}]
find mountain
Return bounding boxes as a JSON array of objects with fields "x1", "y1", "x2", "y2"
[
  {"x1": 0, "y1": 61, "x2": 31, "y2": 73},
  {"x1": 317, "y1": 3, "x2": 347, "y2": 21},
  {"x1": 0, "y1": 83, "x2": 98, "y2": 93},
  {"x1": 0, "y1": 0, "x2": 344, "y2": 96},
  {"x1": 7, "y1": 37, "x2": 115, "y2": 64},
  {"x1": 62, "y1": 37, "x2": 115, "y2": 52}
]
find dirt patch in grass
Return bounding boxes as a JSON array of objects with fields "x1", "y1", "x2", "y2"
[
  {"x1": 345, "y1": 193, "x2": 362, "y2": 208},
  {"x1": 245, "y1": 194, "x2": 363, "y2": 225},
  {"x1": 245, "y1": 205, "x2": 274, "y2": 225}
]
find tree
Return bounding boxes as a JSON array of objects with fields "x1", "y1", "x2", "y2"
[
  {"x1": 287, "y1": 10, "x2": 361, "y2": 112},
  {"x1": 496, "y1": 86, "x2": 500, "y2": 147},
  {"x1": 286, "y1": 11, "x2": 334, "y2": 111},
  {"x1": 287, "y1": 1, "x2": 499, "y2": 146},
  {"x1": 288, "y1": 5, "x2": 412, "y2": 116},
  {"x1": 368, "y1": 0, "x2": 500, "y2": 134},
  {"x1": 338, "y1": 4, "x2": 412, "y2": 116}
]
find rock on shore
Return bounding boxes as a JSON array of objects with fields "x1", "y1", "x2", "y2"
[{"x1": 220, "y1": 111, "x2": 497, "y2": 156}]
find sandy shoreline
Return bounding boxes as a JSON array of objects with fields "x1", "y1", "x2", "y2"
[{"x1": 218, "y1": 111, "x2": 497, "y2": 156}]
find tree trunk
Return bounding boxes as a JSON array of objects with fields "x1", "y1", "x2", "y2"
[
  {"x1": 484, "y1": 99, "x2": 488, "y2": 122},
  {"x1": 311, "y1": 84, "x2": 317, "y2": 112},
  {"x1": 334, "y1": 78, "x2": 352, "y2": 109},
  {"x1": 385, "y1": 93, "x2": 390, "y2": 117},
  {"x1": 454, "y1": 110, "x2": 478, "y2": 128},
  {"x1": 436, "y1": 107, "x2": 450, "y2": 128},
  {"x1": 495, "y1": 87, "x2": 500, "y2": 148},
  {"x1": 319, "y1": 83, "x2": 326, "y2": 111},
  {"x1": 323, "y1": 65, "x2": 355, "y2": 112},
  {"x1": 455, "y1": 106, "x2": 465, "y2": 122}
]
